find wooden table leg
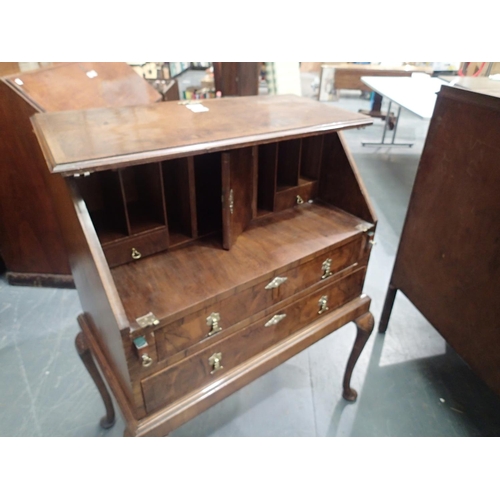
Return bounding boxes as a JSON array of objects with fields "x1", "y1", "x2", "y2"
[
  {"x1": 378, "y1": 284, "x2": 398, "y2": 333},
  {"x1": 342, "y1": 311, "x2": 374, "y2": 402},
  {"x1": 75, "y1": 327, "x2": 116, "y2": 430}
]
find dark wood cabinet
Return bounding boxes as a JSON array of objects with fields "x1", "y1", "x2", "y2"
[
  {"x1": 213, "y1": 62, "x2": 260, "y2": 96},
  {"x1": 32, "y1": 95, "x2": 377, "y2": 436},
  {"x1": 0, "y1": 62, "x2": 161, "y2": 287},
  {"x1": 379, "y1": 84, "x2": 500, "y2": 399}
]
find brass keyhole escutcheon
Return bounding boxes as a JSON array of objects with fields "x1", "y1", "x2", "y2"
[
  {"x1": 141, "y1": 353, "x2": 153, "y2": 367},
  {"x1": 318, "y1": 295, "x2": 329, "y2": 315},
  {"x1": 131, "y1": 248, "x2": 142, "y2": 260},
  {"x1": 206, "y1": 312, "x2": 222, "y2": 336},
  {"x1": 209, "y1": 352, "x2": 223, "y2": 374},
  {"x1": 321, "y1": 258, "x2": 333, "y2": 279}
]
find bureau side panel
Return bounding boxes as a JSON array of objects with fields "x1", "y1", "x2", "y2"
[
  {"x1": 0, "y1": 80, "x2": 71, "y2": 276},
  {"x1": 391, "y1": 87, "x2": 500, "y2": 396},
  {"x1": 319, "y1": 131, "x2": 377, "y2": 224},
  {"x1": 45, "y1": 173, "x2": 135, "y2": 403}
]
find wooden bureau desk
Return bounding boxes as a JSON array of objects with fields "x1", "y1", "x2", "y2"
[{"x1": 32, "y1": 95, "x2": 377, "y2": 436}]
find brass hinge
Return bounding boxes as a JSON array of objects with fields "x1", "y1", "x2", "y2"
[{"x1": 136, "y1": 312, "x2": 160, "y2": 328}]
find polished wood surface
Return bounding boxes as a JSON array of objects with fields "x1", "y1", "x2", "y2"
[
  {"x1": 76, "y1": 326, "x2": 116, "y2": 429},
  {"x1": 111, "y1": 203, "x2": 366, "y2": 326},
  {"x1": 154, "y1": 237, "x2": 363, "y2": 362},
  {"x1": 143, "y1": 268, "x2": 365, "y2": 413},
  {"x1": 222, "y1": 146, "x2": 257, "y2": 250},
  {"x1": 34, "y1": 94, "x2": 377, "y2": 435},
  {"x1": 0, "y1": 80, "x2": 71, "y2": 277},
  {"x1": 31, "y1": 95, "x2": 372, "y2": 175},
  {"x1": 379, "y1": 85, "x2": 500, "y2": 398},
  {"x1": 0, "y1": 63, "x2": 161, "y2": 285},
  {"x1": 5, "y1": 62, "x2": 161, "y2": 112},
  {"x1": 342, "y1": 312, "x2": 374, "y2": 401},
  {"x1": 319, "y1": 132, "x2": 376, "y2": 223}
]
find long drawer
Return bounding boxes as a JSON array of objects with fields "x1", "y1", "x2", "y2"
[
  {"x1": 142, "y1": 267, "x2": 365, "y2": 414},
  {"x1": 155, "y1": 236, "x2": 363, "y2": 361}
]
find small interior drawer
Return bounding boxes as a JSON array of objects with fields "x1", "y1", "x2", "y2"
[
  {"x1": 155, "y1": 236, "x2": 363, "y2": 361},
  {"x1": 142, "y1": 267, "x2": 365, "y2": 414},
  {"x1": 102, "y1": 228, "x2": 170, "y2": 267},
  {"x1": 274, "y1": 180, "x2": 318, "y2": 212}
]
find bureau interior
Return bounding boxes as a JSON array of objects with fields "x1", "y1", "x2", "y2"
[{"x1": 73, "y1": 129, "x2": 370, "y2": 290}]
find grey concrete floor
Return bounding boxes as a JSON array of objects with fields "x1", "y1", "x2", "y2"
[{"x1": 1, "y1": 71, "x2": 500, "y2": 437}]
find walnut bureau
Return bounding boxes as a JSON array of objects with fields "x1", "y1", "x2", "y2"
[{"x1": 32, "y1": 95, "x2": 377, "y2": 437}]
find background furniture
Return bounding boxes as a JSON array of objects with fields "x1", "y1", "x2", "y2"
[
  {"x1": 379, "y1": 84, "x2": 500, "y2": 399},
  {"x1": 360, "y1": 75, "x2": 445, "y2": 146},
  {"x1": 439, "y1": 75, "x2": 500, "y2": 97},
  {"x1": 323, "y1": 64, "x2": 432, "y2": 93},
  {"x1": 0, "y1": 62, "x2": 161, "y2": 287},
  {"x1": 319, "y1": 63, "x2": 432, "y2": 111},
  {"x1": 213, "y1": 62, "x2": 260, "y2": 96},
  {"x1": 32, "y1": 95, "x2": 377, "y2": 437}
]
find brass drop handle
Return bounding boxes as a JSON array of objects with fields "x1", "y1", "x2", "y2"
[
  {"x1": 318, "y1": 295, "x2": 329, "y2": 315},
  {"x1": 206, "y1": 312, "x2": 222, "y2": 336},
  {"x1": 131, "y1": 248, "x2": 142, "y2": 260},
  {"x1": 321, "y1": 258, "x2": 333, "y2": 280},
  {"x1": 141, "y1": 353, "x2": 153, "y2": 367},
  {"x1": 296, "y1": 195, "x2": 304, "y2": 205},
  {"x1": 209, "y1": 352, "x2": 223, "y2": 374}
]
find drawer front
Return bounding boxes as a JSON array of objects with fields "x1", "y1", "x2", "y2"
[
  {"x1": 156, "y1": 237, "x2": 362, "y2": 361},
  {"x1": 142, "y1": 267, "x2": 365, "y2": 414},
  {"x1": 274, "y1": 181, "x2": 319, "y2": 212},
  {"x1": 103, "y1": 228, "x2": 169, "y2": 267}
]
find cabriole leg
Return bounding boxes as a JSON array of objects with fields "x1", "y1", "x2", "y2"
[
  {"x1": 342, "y1": 311, "x2": 374, "y2": 402},
  {"x1": 75, "y1": 330, "x2": 116, "y2": 429}
]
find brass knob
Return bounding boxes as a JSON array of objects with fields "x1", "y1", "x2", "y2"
[
  {"x1": 131, "y1": 248, "x2": 142, "y2": 260},
  {"x1": 209, "y1": 352, "x2": 223, "y2": 374},
  {"x1": 141, "y1": 353, "x2": 153, "y2": 367}
]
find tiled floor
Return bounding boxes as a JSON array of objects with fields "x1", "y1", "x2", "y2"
[{"x1": 1, "y1": 71, "x2": 500, "y2": 437}]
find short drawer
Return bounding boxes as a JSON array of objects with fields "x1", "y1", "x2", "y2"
[
  {"x1": 274, "y1": 181, "x2": 318, "y2": 212},
  {"x1": 142, "y1": 267, "x2": 364, "y2": 414},
  {"x1": 155, "y1": 236, "x2": 362, "y2": 360},
  {"x1": 103, "y1": 228, "x2": 169, "y2": 267}
]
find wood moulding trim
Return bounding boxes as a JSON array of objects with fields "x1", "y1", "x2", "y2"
[
  {"x1": 32, "y1": 121, "x2": 373, "y2": 177},
  {"x1": 7, "y1": 272, "x2": 74, "y2": 288}
]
